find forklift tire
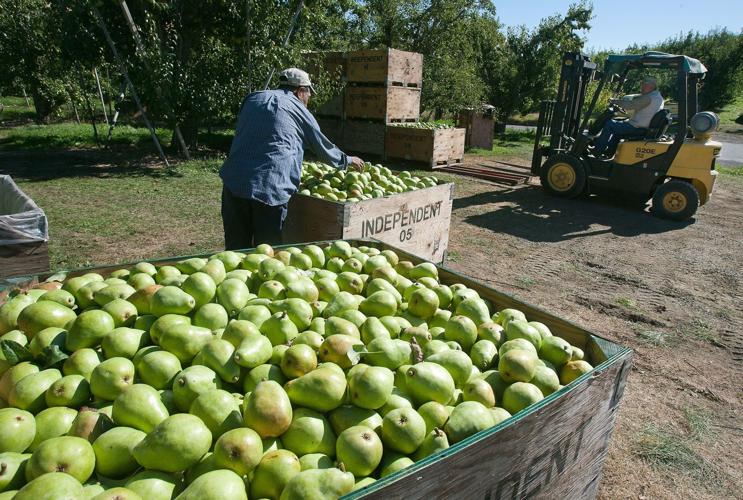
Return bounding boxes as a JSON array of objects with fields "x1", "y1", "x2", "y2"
[
  {"x1": 652, "y1": 179, "x2": 699, "y2": 220},
  {"x1": 540, "y1": 154, "x2": 586, "y2": 198}
]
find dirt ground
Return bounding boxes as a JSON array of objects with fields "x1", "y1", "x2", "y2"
[{"x1": 449, "y1": 159, "x2": 743, "y2": 499}]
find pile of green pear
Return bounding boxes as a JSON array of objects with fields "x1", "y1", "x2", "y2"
[
  {"x1": 0, "y1": 240, "x2": 594, "y2": 499},
  {"x1": 388, "y1": 122, "x2": 453, "y2": 130},
  {"x1": 299, "y1": 162, "x2": 439, "y2": 202}
]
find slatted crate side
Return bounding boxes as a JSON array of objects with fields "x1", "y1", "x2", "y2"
[
  {"x1": 342, "y1": 120, "x2": 386, "y2": 156},
  {"x1": 305, "y1": 50, "x2": 347, "y2": 79},
  {"x1": 385, "y1": 127, "x2": 466, "y2": 167},
  {"x1": 316, "y1": 117, "x2": 344, "y2": 145},
  {"x1": 344, "y1": 87, "x2": 421, "y2": 122},
  {"x1": 346, "y1": 48, "x2": 423, "y2": 86},
  {"x1": 448, "y1": 127, "x2": 466, "y2": 162},
  {"x1": 282, "y1": 194, "x2": 346, "y2": 245},
  {"x1": 0, "y1": 241, "x2": 50, "y2": 279},
  {"x1": 343, "y1": 183, "x2": 453, "y2": 263}
]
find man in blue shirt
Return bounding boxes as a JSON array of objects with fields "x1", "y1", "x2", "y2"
[{"x1": 220, "y1": 68, "x2": 364, "y2": 250}]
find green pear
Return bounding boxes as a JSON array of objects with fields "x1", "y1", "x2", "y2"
[
  {"x1": 237, "y1": 305, "x2": 271, "y2": 328},
  {"x1": 494, "y1": 308, "x2": 527, "y2": 327},
  {"x1": 93, "y1": 283, "x2": 136, "y2": 307},
  {"x1": 154, "y1": 266, "x2": 181, "y2": 284},
  {"x1": 221, "y1": 319, "x2": 260, "y2": 347},
  {"x1": 14, "y1": 471, "x2": 84, "y2": 499},
  {"x1": 132, "y1": 414, "x2": 212, "y2": 472},
  {"x1": 8, "y1": 369, "x2": 61, "y2": 414},
  {"x1": 318, "y1": 335, "x2": 363, "y2": 370},
  {"x1": 250, "y1": 449, "x2": 301, "y2": 499},
  {"x1": 444, "y1": 401, "x2": 495, "y2": 443},
  {"x1": 258, "y1": 280, "x2": 286, "y2": 300},
  {"x1": 470, "y1": 339, "x2": 498, "y2": 371},
  {"x1": 426, "y1": 350, "x2": 473, "y2": 388},
  {"x1": 367, "y1": 279, "x2": 403, "y2": 305},
  {"x1": 322, "y1": 291, "x2": 358, "y2": 318},
  {"x1": 285, "y1": 277, "x2": 319, "y2": 302},
  {"x1": 378, "y1": 451, "x2": 414, "y2": 477},
  {"x1": 175, "y1": 257, "x2": 207, "y2": 274},
  {"x1": 505, "y1": 320, "x2": 542, "y2": 350},
  {"x1": 359, "y1": 291, "x2": 398, "y2": 318},
  {"x1": 279, "y1": 467, "x2": 355, "y2": 500},
  {"x1": 66, "y1": 310, "x2": 115, "y2": 351},
  {"x1": 364, "y1": 338, "x2": 411, "y2": 371},
  {"x1": 284, "y1": 365, "x2": 347, "y2": 412},
  {"x1": 0, "y1": 451, "x2": 30, "y2": 491},
  {"x1": 404, "y1": 362, "x2": 455, "y2": 405},
  {"x1": 414, "y1": 427, "x2": 449, "y2": 460},
  {"x1": 38, "y1": 289, "x2": 75, "y2": 309},
  {"x1": 498, "y1": 349, "x2": 538, "y2": 383},
  {"x1": 135, "y1": 350, "x2": 182, "y2": 390},
  {"x1": 0, "y1": 329, "x2": 27, "y2": 347},
  {"x1": 67, "y1": 407, "x2": 114, "y2": 443},
  {"x1": 125, "y1": 470, "x2": 179, "y2": 500},
  {"x1": 281, "y1": 408, "x2": 336, "y2": 457},
  {"x1": 260, "y1": 312, "x2": 298, "y2": 346},
  {"x1": 127, "y1": 285, "x2": 162, "y2": 315},
  {"x1": 539, "y1": 336, "x2": 573, "y2": 366},
  {"x1": 531, "y1": 365, "x2": 560, "y2": 396},
  {"x1": 380, "y1": 407, "x2": 426, "y2": 454},
  {"x1": 417, "y1": 401, "x2": 451, "y2": 434},
  {"x1": 407, "y1": 288, "x2": 439, "y2": 320},
  {"x1": 75, "y1": 281, "x2": 108, "y2": 309},
  {"x1": 360, "y1": 317, "x2": 391, "y2": 345},
  {"x1": 151, "y1": 286, "x2": 196, "y2": 317},
  {"x1": 462, "y1": 377, "x2": 496, "y2": 408},
  {"x1": 176, "y1": 469, "x2": 247, "y2": 500},
  {"x1": 242, "y1": 364, "x2": 286, "y2": 394},
  {"x1": 44, "y1": 374, "x2": 90, "y2": 408},
  {"x1": 26, "y1": 436, "x2": 95, "y2": 483},
  {"x1": 499, "y1": 338, "x2": 538, "y2": 358},
  {"x1": 91, "y1": 486, "x2": 142, "y2": 499},
  {"x1": 336, "y1": 425, "x2": 383, "y2": 478},
  {"x1": 159, "y1": 324, "x2": 212, "y2": 363},
  {"x1": 232, "y1": 334, "x2": 273, "y2": 369},
  {"x1": 90, "y1": 357, "x2": 135, "y2": 401},
  {"x1": 128, "y1": 272, "x2": 157, "y2": 291},
  {"x1": 101, "y1": 327, "x2": 149, "y2": 359},
  {"x1": 193, "y1": 304, "x2": 229, "y2": 331},
  {"x1": 181, "y1": 273, "x2": 217, "y2": 309},
  {"x1": 27, "y1": 327, "x2": 66, "y2": 358},
  {"x1": 102, "y1": 299, "x2": 138, "y2": 328},
  {"x1": 200, "y1": 258, "x2": 227, "y2": 285},
  {"x1": 280, "y1": 344, "x2": 317, "y2": 379},
  {"x1": 172, "y1": 365, "x2": 221, "y2": 412},
  {"x1": 183, "y1": 452, "x2": 220, "y2": 484},
  {"x1": 293, "y1": 331, "x2": 324, "y2": 351},
  {"x1": 0, "y1": 408, "x2": 35, "y2": 453},
  {"x1": 17, "y1": 301, "x2": 76, "y2": 339},
  {"x1": 193, "y1": 339, "x2": 240, "y2": 384},
  {"x1": 0, "y1": 294, "x2": 35, "y2": 335},
  {"x1": 61, "y1": 348, "x2": 100, "y2": 381},
  {"x1": 270, "y1": 298, "x2": 313, "y2": 331},
  {"x1": 112, "y1": 384, "x2": 169, "y2": 433},
  {"x1": 216, "y1": 279, "x2": 250, "y2": 316},
  {"x1": 0, "y1": 363, "x2": 39, "y2": 402},
  {"x1": 189, "y1": 389, "x2": 242, "y2": 441},
  {"x1": 478, "y1": 322, "x2": 504, "y2": 345},
  {"x1": 298, "y1": 453, "x2": 334, "y2": 471},
  {"x1": 328, "y1": 406, "x2": 382, "y2": 436},
  {"x1": 225, "y1": 269, "x2": 251, "y2": 282},
  {"x1": 324, "y1": 317, "x2": 360, "y2": 339},
  {"x1": 92, "y1": 426, "x2": 146, "y2": 478},
  {"x1": 315, "y1": 278, "x2": 340, "y2": 302},
  {"x1": 455, "y1": 297, "x2": 491, "y2": 326},
  {"x1": 243, "y1": 380, "x2": 292, "y2": 438},
  {"x1": 149, "y1": 314, "x2": 190, "y2": 345},
  {"x1": 159, "y1": 390, "x2": 177, "y2": 414},
  {"x1": 560, "y1": 360, "x2": 593, "y2": 384},
  {"x1": 348, "y1": 364, "x2": 394, "y2": 410},
  {"x1": 212, "y1": 427, "x2": 262, "y2": 476}
]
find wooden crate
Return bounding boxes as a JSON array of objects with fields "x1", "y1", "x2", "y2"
[
  {"x1": 304, "y1": 50, "x2": 346, "y2": 79},
  {"x1": 283, "y1": 183, "x2": 454, "y2": 263},
  {"x1": 316, "y1": 117, "x2": 344, "y2": 146},
  {"x1": 386, "y1": 127, "x2": 465, "y2": 168},
  {"x1": 0, "y1": 239, "x2": 632, "y2": 500},
  {"x1": 342, "y1": 120, "x2": 387, "y2": 157},
  {"x1": 0, "y1": 241, "x2": 50, "y2": 280},
  {"x1": 458, "y1": 110, "x2": 495, "y2": 150},
  {"x1": 345, "y1": 87, "x2": 421, "y2": 122},
  {"x1": 346, "y1": 48, "x2": 423, "y2": 87}
]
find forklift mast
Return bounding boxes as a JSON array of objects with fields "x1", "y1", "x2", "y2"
[{"x1": 532, "y1": 53, "x2": 597, "y2": 173}]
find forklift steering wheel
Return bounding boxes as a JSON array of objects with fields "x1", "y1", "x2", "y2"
[{"x1": 611, "y1": 103, "x2": 627, "y2": 115}]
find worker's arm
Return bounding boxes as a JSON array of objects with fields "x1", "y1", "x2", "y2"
[
  {"x1": 294, "y1": 104, "x2": 364, "y2": 171},
  {"x1": 612, "y1": 93, "x2": 652, "y2": 111}
]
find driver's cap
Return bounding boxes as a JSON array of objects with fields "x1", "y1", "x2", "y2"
[
  {"x1": 279, "y1": 68, "x2": 316, "y2": 95},
  {"x1": 643, "y1": 76, "x2": 658, "y2": 87}
]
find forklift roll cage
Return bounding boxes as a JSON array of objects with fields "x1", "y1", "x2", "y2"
[{"x1": 532, "y1": 51, "x2": 708, "y2": 175}]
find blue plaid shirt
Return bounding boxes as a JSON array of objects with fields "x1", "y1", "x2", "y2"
[{"x1": 220, "y1": 89, "x2": 349, "y2": 206}]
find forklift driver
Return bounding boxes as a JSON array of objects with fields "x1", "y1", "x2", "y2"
[{"x1": 593, "y1": 76, "x2": 664, "y2": 157}]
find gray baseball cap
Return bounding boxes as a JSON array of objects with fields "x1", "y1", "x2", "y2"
[{"x1": 279, "y1": 68, "x2": 316, "y2": 95}]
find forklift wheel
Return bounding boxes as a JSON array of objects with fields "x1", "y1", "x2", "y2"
[
  {"x1": 652, "y1": 179, "x2": 699, "y2": 220},
  {"x1": 540, "y1": 155, "x2": 586, "y2": 198}
]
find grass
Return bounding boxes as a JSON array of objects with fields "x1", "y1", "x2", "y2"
[
  {"x1": 0, "y1": 122, "x2": 173, "y2": 151},
  {"x1": 677, "y1": 318, "x2": 719, "y2": 344},
  {"x1": 468, "y1": 130, "x2": 534, "y2": 160},
  {"x1": 0, "y1": 95, "x2": 36, "y2": 122},
  {"x1": 515, "y1": 276, "x2": 536, "y2": 289},
  {"x1": 635, "y1": 329, "x2": 668, "y2": 346},
  {"x1": 718, "y1": 165, "x2": 743, "y2": 176},
  {"x1": 616, "y1": 296, "x2": 636, "y2": 309},
  {"x1": 507, "y1": 112, "x2": 539, "y2": 126},
  {"x1": 682, "y1": 407, "x2": 714, "y2": 440},
  {"x1": 15, "y1": 159, "x2": 225, "y2": 270},
  {"x1": 634, "y1": 425, "x2": 717, "y2": 483},
  {"x1": 716, "y1": 95, "x2": 743, "y2": 126}
]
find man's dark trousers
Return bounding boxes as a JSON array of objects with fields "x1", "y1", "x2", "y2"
[{"x1": 221, "y1": 185, "x2": 288, "y2": 250}]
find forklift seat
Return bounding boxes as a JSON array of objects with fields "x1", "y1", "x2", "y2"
[{"x1": 623, "y1": 109, "x2": 673, "y2": 141}]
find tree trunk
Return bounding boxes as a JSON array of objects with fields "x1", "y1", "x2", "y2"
[
  {"x1": 173, "y1": 120, "x2": 198, "y2": 150},
  {"x1": 31, "y1": 92, "x2": 54, "y2": 124}
]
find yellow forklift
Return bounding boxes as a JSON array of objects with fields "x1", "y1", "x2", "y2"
[{"x1": 532, "y1": 52, "x2": 721, "y2": 220}]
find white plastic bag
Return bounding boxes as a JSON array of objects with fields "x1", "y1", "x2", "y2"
[{"x1": 0, "y1": 175, "x2": 48, "y2": 245}]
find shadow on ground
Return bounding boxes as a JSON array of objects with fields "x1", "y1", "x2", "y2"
[
  {"x1": 457, "y1": 184, "x2": 693, "y2": 242},
  {"x1": 0, "y1": 150, "x2": 186, "y2": 181}
]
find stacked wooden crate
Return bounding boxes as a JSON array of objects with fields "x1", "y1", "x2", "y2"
[{"x1": 308, "y1": 48, "x2": 465, "y2": 167}]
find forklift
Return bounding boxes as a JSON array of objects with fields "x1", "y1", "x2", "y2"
[{"x1": 532, "y1": 51, "x2": 721, "y2": 220}]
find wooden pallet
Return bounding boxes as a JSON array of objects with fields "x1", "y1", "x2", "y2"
[
  {"x1": 386, "y1": 127, "x2": 466, "y2": 168},
  {"x1": 346, "y1": 48, "x2": 423, "y2": 87},
  {"x1": 439, "y1": 162, "x2": 533, "y2": 185}
]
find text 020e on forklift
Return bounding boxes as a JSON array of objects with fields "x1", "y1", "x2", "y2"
[{"x1": 532, "y1": 51, "x2": 721, "y2": 220}]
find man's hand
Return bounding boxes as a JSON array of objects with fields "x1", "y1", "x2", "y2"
[{"x1": 348, "y1": 156, "x2": 365, "y2": 172}]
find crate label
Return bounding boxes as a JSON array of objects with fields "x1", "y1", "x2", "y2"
[
  {"x1": 349, "y1": 55, "x2": 385, "y2": 64},
  {"x1": 360, "y1": 200, "x2": 443, "y2": 242},
  {"x1": 484, "y1": 416, "x2": 594, "y2": 499}
]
